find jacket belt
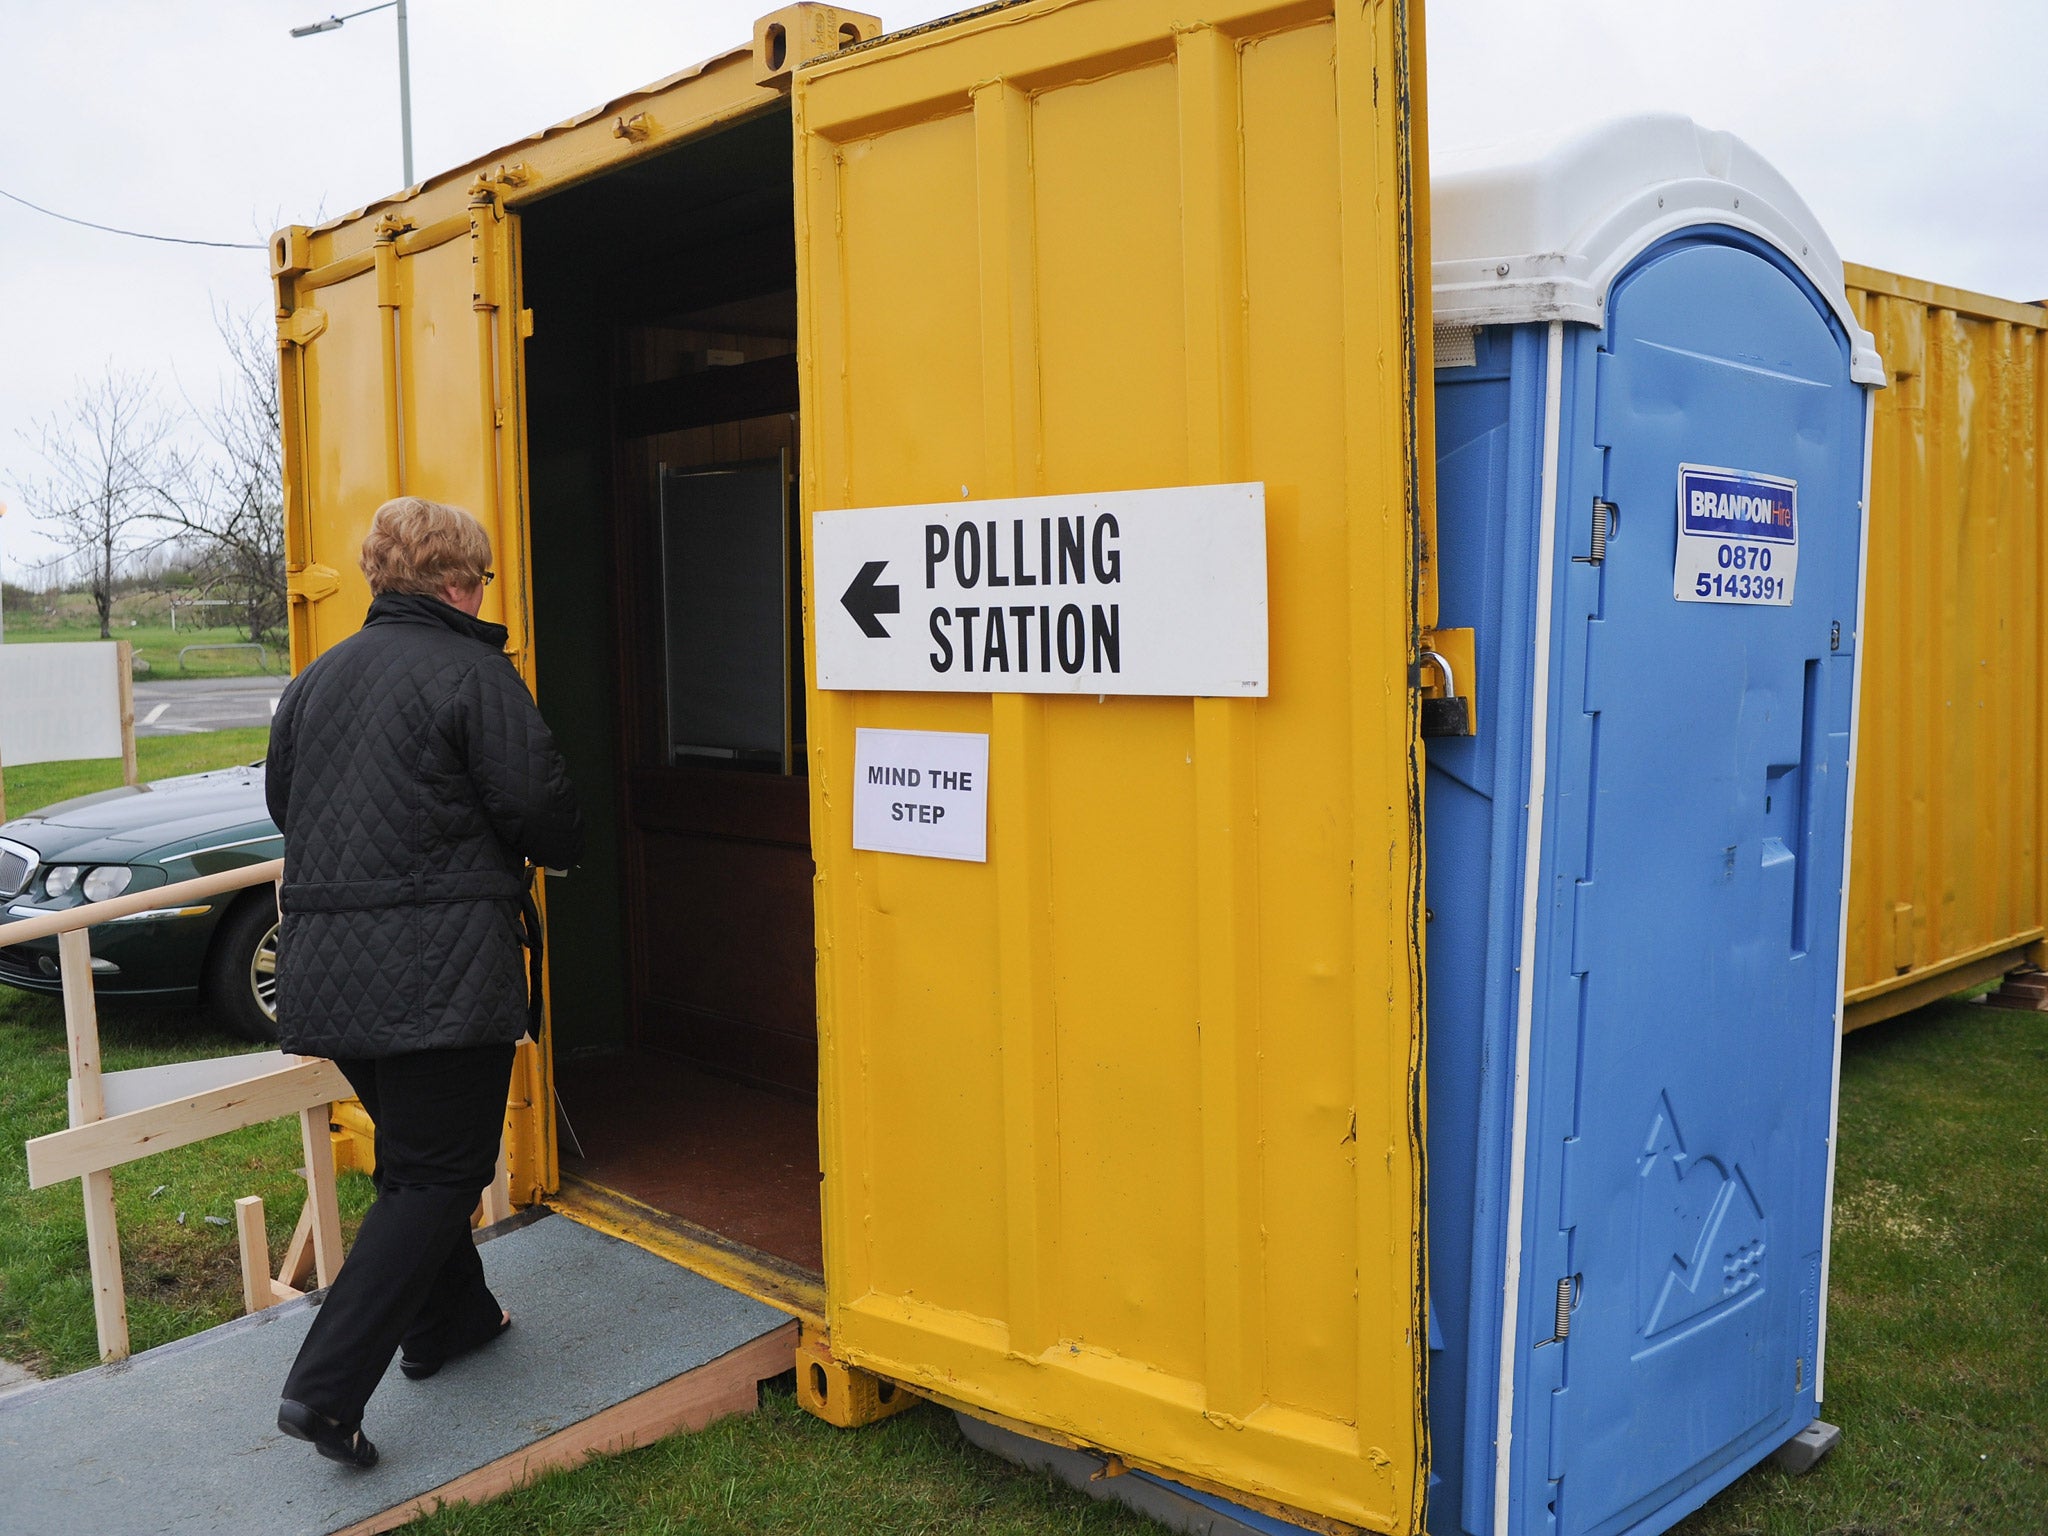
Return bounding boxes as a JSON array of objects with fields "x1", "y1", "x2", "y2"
[{"x1": 280, "y1": 870, "x2": 526, "y2": 913}]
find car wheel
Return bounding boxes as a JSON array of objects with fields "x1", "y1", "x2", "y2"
[{"x1": 206, "y1": 890, "x2": 281, "y2": 1043}]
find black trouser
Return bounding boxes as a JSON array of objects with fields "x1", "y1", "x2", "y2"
[{"x1": 280, "y1": 1042, "x2": 515, "y2": 1425}]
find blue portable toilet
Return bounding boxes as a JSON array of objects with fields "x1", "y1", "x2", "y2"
[{"x1": 1422, "y1": 116, "x2": 1885, "y2": 1536}]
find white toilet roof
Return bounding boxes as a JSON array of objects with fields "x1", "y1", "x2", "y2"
[{"x1": 1432, "y1": 113, "x2": 1883, "y2": 384}]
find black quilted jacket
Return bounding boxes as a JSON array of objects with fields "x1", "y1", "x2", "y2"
[{"x1": 265, "y1": 591, "x2": 583, "y2": 1058}]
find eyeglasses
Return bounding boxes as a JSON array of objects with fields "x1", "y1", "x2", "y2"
[{"x1": 482, "y1": 570, "x2": 496, "y2": 587}]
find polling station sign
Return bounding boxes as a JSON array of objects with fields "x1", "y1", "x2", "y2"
[
  {"x1": 812, "y1": 484, "x2": 1267, "y2": 696},
  {"x1": 1673, "y1": 464, "x2": 1798, "y2": 607}
]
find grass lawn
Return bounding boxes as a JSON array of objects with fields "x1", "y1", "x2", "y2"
[
  {"x1": 2, "y1": 727, "x2": 272, "y2": 819},
  {"x1": 4, "y1": 623, "x2": 282, "y2": 678},
  {"x1": 404, "y1": 1387, "x2": 1162, "y2": 1536}
]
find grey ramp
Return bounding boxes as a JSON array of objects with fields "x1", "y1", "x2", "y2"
[{"x1": 0, "y1": 1212, "x2": 790, "y2": 1536}]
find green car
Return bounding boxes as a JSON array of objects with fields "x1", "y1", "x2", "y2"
[{"x1": 0, "y1": 763, "x2": 282, "y2": 1040}]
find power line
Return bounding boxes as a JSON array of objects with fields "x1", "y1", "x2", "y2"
[{"x1": 0, "y1": 185, "x2": 264, "y2": 251}]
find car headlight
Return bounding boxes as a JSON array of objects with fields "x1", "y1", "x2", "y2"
[
  {"x1": 44, "y1": 865, "x2": 82, "y2": 899},
  {"x1": 82, "y1": 866, "x2": 134, "y2": 902}
]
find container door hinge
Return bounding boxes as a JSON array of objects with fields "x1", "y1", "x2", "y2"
[
  {"x1": 1891, "y1": 900, "x2": 1915, "y2": 973},
  {"x1": 1416, "y1": 627, "x2": 1477, "y2": 738},
  {"x1": 1573, "y1": 499, "x2": 1618, "y2": 565},
  {"x1": 467, "y1": 161, "x2": 532, "y2": 202},
  {"x1": 286, "y1": 563, "x2": 341, "y2": 605},
  {"x1": 278, "y1": 307, "x2": 328, "y2": 348}
]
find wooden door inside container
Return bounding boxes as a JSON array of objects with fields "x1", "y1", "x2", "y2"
[{"x1": 613, "y1": 320, "x2": 813, "y2": 1096}]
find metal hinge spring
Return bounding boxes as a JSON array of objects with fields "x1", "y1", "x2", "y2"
[
  {"x1": 1573, "y1": 499, "x2": 1618, "y2": 566},
  {"x1": 1554, "y1": 1275, "x2": 1578, "y2": 1340}
]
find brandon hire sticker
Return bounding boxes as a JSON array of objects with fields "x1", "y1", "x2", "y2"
[{"x1": 1673, "y1": 464, "x2": 1798, "y2": 607}]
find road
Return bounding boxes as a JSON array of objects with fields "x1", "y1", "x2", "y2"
[{"x1": 132, "y1": 676, "x2": 282, "y2": 737}]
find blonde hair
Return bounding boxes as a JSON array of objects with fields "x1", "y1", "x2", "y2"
[{"x1": 358, "y1": 497, "x2": 493, "y2": 597}]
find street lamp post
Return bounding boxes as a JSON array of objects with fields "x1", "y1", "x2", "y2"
[{"x1": 290, "y1": 0, "x2": 414, "y2": 187}]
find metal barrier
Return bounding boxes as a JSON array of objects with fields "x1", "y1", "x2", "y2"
[
  {"x1": 178, "y1": 642, "x2": 276, "y2": 672},
  {"x1": 9, "y1": 859, "x2": 346, "y2": 1362}
]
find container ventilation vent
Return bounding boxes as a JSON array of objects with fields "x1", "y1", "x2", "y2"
[{"x1": 1434, "y1": 323, "x2": 1479, "y2": 369}]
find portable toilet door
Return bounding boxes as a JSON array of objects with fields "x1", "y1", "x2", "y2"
[{"x1": 1421, "y1": 117, "x2": 1885, "y2": 1536}]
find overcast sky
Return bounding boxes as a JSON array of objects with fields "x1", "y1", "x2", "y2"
[{"x1": 2, "y1": 0, "x2": 2040, "y2": 576}]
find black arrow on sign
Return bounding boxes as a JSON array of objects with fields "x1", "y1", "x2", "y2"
[{"x1": 840, "y1": 560, "x2": 900, "y2": 639}]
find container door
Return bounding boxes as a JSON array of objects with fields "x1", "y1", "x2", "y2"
[
  {"x1": 1516, "y1": 240, "x2": 1865, "y2": 1533},
  {"x1": 272, "y1": 192, "x2": 552, "y2": 1198},
  {"x1": 794, "y1": 1, "x2": 1430, "y2": 1530}
]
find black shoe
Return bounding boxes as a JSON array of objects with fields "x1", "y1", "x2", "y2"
[
  {"x1": 277, "y1": 1398, "x2": 379, "y2": 1468},
  {"x1": 400, "y1": 1310, "x2": 511, "y2": 1381}
]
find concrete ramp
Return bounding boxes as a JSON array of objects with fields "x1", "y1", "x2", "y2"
[{"x1": 0, "y1": 1211, "x2": 797, "y2": 1536}]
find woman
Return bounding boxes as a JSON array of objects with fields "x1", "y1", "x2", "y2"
[{"x1": 266, "y1": 496, "x2": 582, "y2": 1467}]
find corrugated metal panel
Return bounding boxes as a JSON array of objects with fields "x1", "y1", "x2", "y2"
[
  {"x1": 1843, "y1": 264, "x2": 2048, "y2": 1027},
  {"x1": 794, "y1": 2, "x2": 1429, "y2": 1529}
]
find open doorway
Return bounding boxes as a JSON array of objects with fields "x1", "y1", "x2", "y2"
[{"x1": 517, "y1": 106, "x2": 821, "y2": 1282}]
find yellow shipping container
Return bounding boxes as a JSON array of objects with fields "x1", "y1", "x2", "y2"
[
  {"x1": 1843, "y1": 266, "x2": 2048, "y2": 1028},
  {"x1": 272, "y1": 2, "x2": 1434, "y2": 1530}
]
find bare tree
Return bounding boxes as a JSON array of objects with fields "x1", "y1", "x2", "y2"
[
  {"x1": 157, "y1": 309, "x2": 287, "y2": 645},
  {"x1": 18, "y1": 370, "x2": 180, "y2": 638}
]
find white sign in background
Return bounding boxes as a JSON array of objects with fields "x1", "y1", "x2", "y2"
[
  {"x1": 852, "y1": 728, "x2": 990, "y2": 862},
  {"x1": 812, "y1": 483, "x2": 1268, "y2": 697},
  {"x1": 0, "y1": 642, "x2": 125, "y2": 767}
]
